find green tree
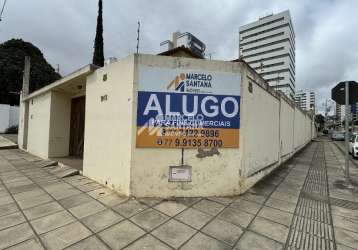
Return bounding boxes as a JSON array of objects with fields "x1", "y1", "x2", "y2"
[
  {"x1": 0, "y1": 39, "x2": 61, "y2": 105},
  {"x1": 315, "y1": 114, "x2": 325, "y2": 131},
  {"x1": 92, "y1": 0, "x2": 104, "y2": 67}
]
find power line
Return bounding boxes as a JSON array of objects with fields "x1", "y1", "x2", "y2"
[{"x1": 0, "y1": 0, "x2": 7, "y2": 22}]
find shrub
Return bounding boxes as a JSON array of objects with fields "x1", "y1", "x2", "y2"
[{"x1": 5, "y1": 125, "x2": 18, "y2": 134}]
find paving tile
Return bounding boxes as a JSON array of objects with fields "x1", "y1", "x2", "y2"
[
  {"x1": 16, "y1": 193, "x2": 53, "y2": 210},
  {"x1": 230, "y1": 199, "x2": 262, "y2": 215},
  {"x1": 154, "y1": 201, "x2": 187, "y2": 217},
  {"x1": 258, "y1": 206, "x2": 293, "y2": 227},
  {"x1": 335, "y1": 227, "x2": 358, "y2": 249},
  {"x1": 207, "y1": 196, "x2": 234, "y2": 205},
  {"x1": 0, "y1": 194, "x2": 14, "y2": 205},
  {"x1": 173, "y1": 197, "x2": 201, "y2": 207},
  {"x1": 130, "y1": 208, "x2": 169, "y2": 231},
  {"x1": 6, "y1": 237, "x2": 44, "y2": 250},
  {"x1": 59, "y1": 193, "x2": 93, "y2": 209},
  {"x1": 30, "y1": 210, "x2": 75, "y2": 234},
  {"x1": 249, "y1": 217, "x2": 289, "y2": 244},
  {"x1": 181, "y1": 232, "x2": 231, "y2": 250},
  {"x1": 333, "y1": 214, "x2": 358, "y2": 233},
  {"x1": 40, "y1": 221, "x2": 92, "y2": 250},
  {"x1": 0, "y1": 211, "x2": 26, "y2": 230},
  {"x1": 65, "y1": 177, "x2": 94, "y2": 187},
  {"x1": 240, "y1": 191, "x2": 268, "y2": 204},
  {"x1": 124, "y1": 234, "x2": 171, "y2": 250},
  {"x1": 112, "y1": 199, "x2": 148, "y2": 218},
  {"x1": 336, "y1": 243, "x2": 356, "y2": 250},
  {"x1": 87, "y1": 187, "x2": 113, "y2": 200},
  {"x1": 98, "y1": 194, "x2": 128, "y2": 207},
  {"x1": 270, "y1": 190, "x2": 299, "y2": 204},
  {"x1": 50, "y1": 188, "x2": 82, "y2": 200},
  {"x1": 192, "y1": 199, "x2": 225, "y2": 216},
  {"x1": 175, "y1": 207, "x2": 213, "y2": 230},
  {"x1": 6, "y1": 180, "x2": 34, "y2": 189},
  {"x1": 98, "y1": 220, "x2": 145, "y2": 249},
  {"x1": 82, "y1": 209, "x2": 124, "y2": 232},
  {"x1": 264, "y1": 197, "x2": 296, "y2": 213},
  {"x1": 137, "y1": 197, "x2": 163, "y2": 207},
  {"x1": 218, "y1": 207, "x2": 254, "y2": 228},
  {"x1": 331, "y1": 206, "x2": 358, "y2": 221},
  {"x1": 0, "y1": 202, "x2": 18, "y2": 217},
  {"x1": 23, "y1": 201, "x2": 63, "y2": 220},
  {"x1": 0, "y1": 223, "x2": 35, "y2": 249},
  {"x1": 235, "y1": 230, "x2": 283, "y2": 250},
  {"x1": 66, "y1": 236, "x2": 109, "y2": 250},
  {"x1": 251, "y1": 183, "x2": 276, "y2": 196},
  {"x1": 202, "y1": 218, "x2": 243, "y2": 246},
  {"x1": 0, "y1": 190, "x2": 8, "y2": 197},
  {"x1": 151, "y1": 219, "x2": 196, "y2": 248},
  {"x1": 69, "y1": 200, "x2": 106, "y2": 219},
  {"x1": 13, "y1": 188, "x2": 46, "y2": 201},
  {"x1": 77, "y1": 182, "x2": 104, "y2": 192}
]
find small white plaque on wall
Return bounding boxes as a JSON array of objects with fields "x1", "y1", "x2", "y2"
[{"x1": 169, "y1": 166, "x2": 192, "y2": 182}]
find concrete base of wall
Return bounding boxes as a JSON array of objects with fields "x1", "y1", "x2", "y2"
[{"x1": 239, "y1": 140, "x2": 311, "y2": 196}]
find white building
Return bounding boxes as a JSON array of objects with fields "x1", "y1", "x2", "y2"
[
  {"x1": 294, "y1": 90, "x2": 315, "y2": 112},
  {"x1": 239, "y1": 10, "x2": 295, "y2": 99},
  {"x1": 160, "y1": 31, "x2": 206, "y2": 58},
  {"x1": 337, "y1": 103, "x2": 358, "y2": 122},
  {"x1": 17, "y1": 53, "x2": 314, "y2": 198},
  {"x1": 0, "y1": 104, "x2": 19, "y2": 133}
]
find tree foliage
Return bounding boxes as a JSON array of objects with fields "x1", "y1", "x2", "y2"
[
  {"x1": 92, "y1": 0, "x2": 104, "y2": 67},
  {"x1": 0, "y1": 39, "x2": 61, "y2": 105},
  {"x1": 315, "y1": 114, "x2": 325, "y2": 131}
]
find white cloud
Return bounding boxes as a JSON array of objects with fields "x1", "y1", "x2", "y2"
[{"x1": 1, "y1": 0, "x2": 357, "y2": 113}]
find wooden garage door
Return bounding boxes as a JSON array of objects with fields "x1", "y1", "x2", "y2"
[{"x1": 69, "y1": 96, "x2": 85, "y2": 157}]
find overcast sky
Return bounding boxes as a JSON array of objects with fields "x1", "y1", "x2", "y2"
[{"x1": 1, "y1": 0, "x2": 357, "y2": 113}]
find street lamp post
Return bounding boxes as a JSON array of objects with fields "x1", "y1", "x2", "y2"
[{"x1": 344, "y1": 81, "x2": 350, "y2": 178}]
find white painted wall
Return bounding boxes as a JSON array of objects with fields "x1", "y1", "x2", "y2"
[
  {"x1": 0, "y1": 104, "x2": 19, "y2": 133},
  {"x1": 240, "y1": 72, "x2": 280, "y2": 178},
  {"x1": 27, "y1": 92, "x2": 52, "y2": 159},
  {"x1": 130, "y1": 55, "x2": 242, "y2": 197},
  {"x1": 280, "y1": 98, "x2": 295, "y2": 157},
  {"x1": 83, "y1": 56, "x2": 135, "y2": 195},
  {"x1": 17, "y1": 54, "x2": 314, "y2": 198}
]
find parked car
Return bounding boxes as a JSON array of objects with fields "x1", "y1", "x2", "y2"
[
  {"x1": 349, "y1": 134, "x2": 358, "y2": 158},
  {"x1": 331, "y1": 131, "x2": 345, "y2": 141}
]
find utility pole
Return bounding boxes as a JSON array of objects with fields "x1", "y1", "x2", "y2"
[
  {"x1": 136, "y1": 21, "x2": 140, "y2": 54},
  {"x1": 344, "y1": 81, "x2": 350, "y2": 178},
  {"x1": 0, "y1": 0, "x2": 7, "y2": 22},
  {"x1": 207, "y1": 52, "x2": 215, "y2": 60},
  {"x1": 22, "y1": 56, "x2": 30, "y2": 97}
]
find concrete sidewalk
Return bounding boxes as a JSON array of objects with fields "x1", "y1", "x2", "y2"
[
  {"x1": 0, "y1": 139, "x2": 357, "y2": 249},
  {"x1": 0, "y1": 135, "x2": 17, "y2": 149}
]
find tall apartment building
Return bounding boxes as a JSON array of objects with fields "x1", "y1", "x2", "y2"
[
  {"x1": 294, "y1": 90, "x2": 315, "y2": 112},
  {"x1": 160, "y1": 31, "x2": 206, "y2": 58},
  {"x1": 334, "y1": 103, "x2": 358, "y2": 122},
  {"x1": 239, "y1": 10, "x2": 295, "y2": 99},
  {"x1": 335, "y1": 103, "x2": 345, "y2": 122}
]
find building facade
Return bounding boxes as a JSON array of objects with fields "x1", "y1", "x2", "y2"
[
  {"x1": 17, "y1": 54, "x2": 314, "y2": 198},
  {"x1": 160, "y1": 32, "x2": 206, "y2": 58},
  {"x1": 294, "y1": 90, "x2": 315, "y2": 112},
  {"x1": 239, "y1": 10, "x2": 295, "y2": 99}
]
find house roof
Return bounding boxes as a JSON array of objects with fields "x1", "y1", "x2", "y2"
[
  {"x1": 22, "y1": 64, "x2": 99, "y2": 101},
  {"x1": 158, "y1": 46, "x2": 204, "y2": 59}
]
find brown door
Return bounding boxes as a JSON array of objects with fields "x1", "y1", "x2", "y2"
[{"x1": 69, "y1": 96, "x2": 85, "y2": 157}]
